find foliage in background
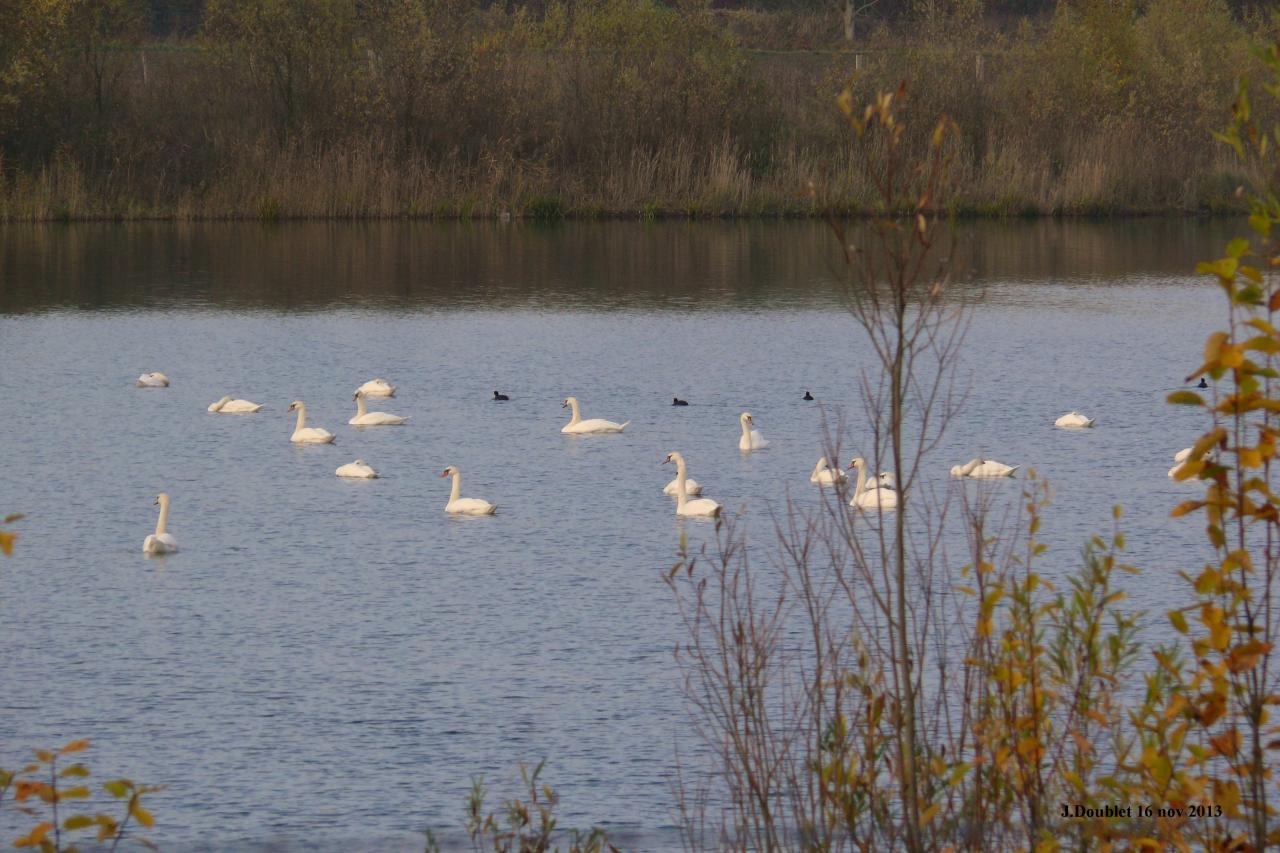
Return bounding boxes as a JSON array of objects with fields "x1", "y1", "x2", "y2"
[{"x1": 0, "y1": 0, "x2": 1269, "y2": 220}]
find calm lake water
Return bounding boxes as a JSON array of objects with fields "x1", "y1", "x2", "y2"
[{"x1": 0, "y1": 219, "x2": 1241, "y2": 850}]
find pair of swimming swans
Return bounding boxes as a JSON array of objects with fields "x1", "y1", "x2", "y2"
[
  {"x1": 950, "y1": 458, "x2": 1019, "y2": 478},
  {"x1": 1055, "y1": 411, "x2": 1095, "y2": 428},
  {"x1": 208, "y1": 395, "x2": 263, "y2": 413},
  {"x1": 662, "y1": 452, "x2": 722, "y2": 517},
  {"x1": 846, "y1": 458, "x2": 899, "y2": 510},
  {"x1": 142, "y1": 493, "x2": 178, "y2": 554},
  {"x1": 562, "y1": 397, "x2": 629, "y2": 434},
  {"x1": 440, "y1": 466, "x2": 497, "y2": 515},
  {"x1": 811, "y1": 457, "x2": 896, "y2": 489}
]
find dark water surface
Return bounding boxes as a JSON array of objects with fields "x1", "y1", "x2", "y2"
[{"x1": 0, "y1": 219, "x2": 1239, "y2": 849}]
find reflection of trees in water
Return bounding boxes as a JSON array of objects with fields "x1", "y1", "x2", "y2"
[{"x1": 0, "y1": 219, "x2": 1244, "y2": 313}]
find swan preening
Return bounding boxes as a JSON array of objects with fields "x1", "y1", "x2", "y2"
[
  {"x1": 810, "y1": 457, "x2": 847, "y2": 486},
  {"x1": 738, "y1": 412, "x2": 769, "y2": 451},
  {"x1": 356, "y1": 378, "x2": 396, "y2": 398},
  {"x1": 208, "y1": 395, "x2": 263, "y2": 413},
  {"x1": 662, "y1": 452, "x2": 722, "y2": 517},
  {"x1": 288, "y1": 401, "x2": 336, "y2": 444},
  {"x1": 440, "y1": 465, "x2": 497, "y2": 515},
  {"x1": 1055, "y1": 411, "x2": 1095, "y2": 429},
  {"x1": 561, "y1": 396, "x2": 630, "y2": 434},
  {"x1": 350, "y1": 390, "x2": 409, "y2": 426},
  {"x1": 847, "y1": 458, "x2": 899, "y2": 510},
  {"x1": 137, "y1": 372, "x2": 169, "y2": 388},
  {"x1": 336, "y1": 459, "x2": 379, "y2": 479},
  {"x1": 142, "y1": 493, "x2": 178, "y2": 554},
  {"x1": 950, "y1": 458, "x2": 1020, "y2": 478}
]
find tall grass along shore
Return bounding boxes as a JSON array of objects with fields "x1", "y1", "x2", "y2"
[{"x1": 0, "y1": 0, "x2": 1272, "y2": 221}]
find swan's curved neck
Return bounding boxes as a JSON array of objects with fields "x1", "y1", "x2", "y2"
[
  {"x1": 155, "y1": 497, "x2": 169, "y2": 536},
  {"x1": 355, "y1": 395, "x2": 367, "y2": 417},
  {"x1": 566, "y1": 399, "x2": 581, "y2": 425},
  {"x1": 449, "y1": 472, "x2": 461, "y2": 503},
  {"x1": 293, "y1": 405, "x2": 307, "y2": 433},
  {"x1": 740, "y1": 418, "x2": 751, "y2": 441},
  {"x1": 853, "y1": 462, "x2": 868, "y2": 496},
  {"x1": 812, "y1": 458, "x2": 827, "y2": 478},
  {"x1": 673, "y1": 457, "x2": 688, "y2": 509}
]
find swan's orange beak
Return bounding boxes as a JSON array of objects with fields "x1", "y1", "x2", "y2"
[
  {"x1": 661, "y1": 457, "x2": 671, "y2": 465},
  {"x1": 439, "y1": 470, "x2": 448, "y2": 477}
]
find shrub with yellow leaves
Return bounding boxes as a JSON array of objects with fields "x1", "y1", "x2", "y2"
[{"x1": 0, "y1": 740, "x2": 163, "y2": 852}]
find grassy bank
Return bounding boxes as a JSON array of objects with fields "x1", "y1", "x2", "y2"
[{"x1": 0, "y1": 0, "x2": 1270, "y2": 222}]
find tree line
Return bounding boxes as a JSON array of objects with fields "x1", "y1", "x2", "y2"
[{"x1": 0, "y1": 0, "x2": 1272, "y2": 220}]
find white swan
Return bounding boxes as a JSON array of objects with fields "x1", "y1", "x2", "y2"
[
  {"x1": 1055, "y1": 411, "x2": 1095, "y2": 428},
  {"x1": 1169, "y1": 447, "x2": 1202, "y2": 479},
  {"x1": 336, "y1": 459, "x2": 378, "y2": 479},
  {"x1": 136, "y1": 372, "x2": 169, "y2": 388},
  {"x1": 876, "y1": 471, "x2": 896, "y2": 489},
  {"x1": 950, "y1": 458, "x2": 1019, "y2": 478},
  {"x1": 208, "y1": 395, "x2": 263, "y2": 413},
  {"x1": 561, "y1": 396, "x2": 629, "y2": 434},
  {"x1": 287, "y1": 401, "x2": 336, "y2": 444},
  {"x1": 356, "y1": 378, "x2": 396, "y2": 398},
  {"x1": 810, "y1": 457, "x2": 847, "y2": 486},
  {"x1": 142, "y1": 493, "x2": 178, "y2": 554},
  {"x1": 662, "y1": 452, "x2": 722, "y2": 518},
  {"x1": 738, "y1": 412, "x2": 769, "y2": 451},
  {"x1": 664, "y1": 475, "x2": 703, "y2": 496},
  {"x1": 350, "y1": 390, "x2": 409, "y2": 426},
  {"x1": 439, "y1": 465, "x2": 496, "y2": 515},
  {"x1": 848, "y1": 457, "x2": 899, "y2": 510}
]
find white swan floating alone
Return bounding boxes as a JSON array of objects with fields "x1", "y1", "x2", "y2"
[
  {"x1": 336, "y1": 460, "x2": 379, "y2": 479},
  {"x1": 440, "y1": 465, "x2": 497, "y2": 515},
  {"x1": 848, "y1": 457, "x2": 899, "y2": 510},
  {"x1": 561, "y1": 396, "x2": 629, "y2": 434},
  {"x1": 350, "y1": 391, "x2": 409, "y2": 426},
  {"x1": 950, "y1": 458, "x2": 1020, "y2": 478},
  {"x1": 137, "y1": 372, "x2": 169, "y2": 388},
  {"x1": 208, "y1": 395, "x2": 263, "y2": 413},
  {"x1": 738, "y1": 412, "x2": 769, "y2": 451},
  {"x1": 662, "y1": 452, "x2": 722, "y2": 518},
  {"x1": 288, "y1": 401, "x2": 336, "y2": 444},
  {"x1": 356, "y1": 378, "x2": 396, "y2": 398},
  {"x1": 142, "y1": 493, "x2": 178, "y2": 554},
  {"x1": 810, "y1": 457, "x2": 847, "y2": 486},
  {"x1": 1055, "y1": 411, "x2": 1095, "y2": 429}
]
